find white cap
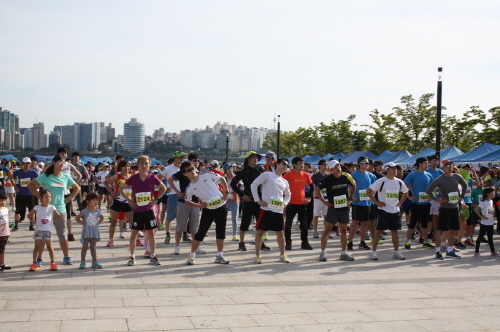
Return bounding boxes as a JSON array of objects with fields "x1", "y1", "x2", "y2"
[
  {"x1": 210, "y1": 160, "x2": 219, "y2": 167},
  {"x1": 384, "y1": 162, "x2": 397, "y2": 169},
  {"x1": 327, "y1": 160, "x2": 340, "y2": 168},
  {"x1": 39, "y1": 162, "x2": 45, "y2": 167},
  {"x1": 22, "y1": 157, "x2": 31, "y2": 163}
]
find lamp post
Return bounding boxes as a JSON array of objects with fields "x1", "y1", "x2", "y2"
[
  {"x1": 436, "y1": 67, "x2": 443, "y2": 160},
  {"x1": 276, "y1": 115, "x2": 281, "y2": 159},
  {"x1": 225, "y1": 133, "x2": 229, "y2": 163}
]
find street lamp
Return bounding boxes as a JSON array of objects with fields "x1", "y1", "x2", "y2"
[
  {"x1": 436, "y1": 67, "x2": 443, "y2": 160},
  {"x1": 225, "y1": 133, "x2": 229, "y2": 163},
  {"x1": 276, "y1": 115, "x2": 281, "y2": 159}
]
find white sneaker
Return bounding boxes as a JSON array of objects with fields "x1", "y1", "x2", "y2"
[
  {"x1": 186, "y1": 256, "x2": 195, "y2": 265},
  {"x1": 196, "y1": 247, "x2": 207, "y2": 254},
  {"x1": 119, "y1": 232, "x2": 125, "y2": 239},
  {"x1": 393, "y1": 251, "x2": 405, "y2": 260},
  {"x1": 138, "y1": 231, "x2": 144, "y2": 238},
  {"x1": 215, "y1": 255, "x2": 230, "y2": 264},
  {"x1": 313, "y1": 232, "x2": 319, "y2": 238},
  {"x1": 370, "y1": 252, "x2": 378, "y2": 261},
  {"x1": 173, "y1": 247, "x2": 180, "y2": 255}
]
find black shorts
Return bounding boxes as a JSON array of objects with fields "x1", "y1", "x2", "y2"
[
  {"x1": 468, "y1": 209, "x2": 480, "y2": 225},
  {"x1": 110, "y1": 199, "x2": 132, "y2": 213},
  {"x1": 97, "y1": 186, "x2": 110, "y2": 196},
  {"x1": 160, "y1": 195, "x2": 168, "y2": 205},
  {"x1": 81, "y1": 185, "x2": 91, "y2": 194},
  {"x1": 15, "y1": 194, "x2": 36, "y2": 221},
  {"x1": 376, "y1": 210, "x2": 402, "y2": 231},
  {"x1": 256, "y1": 209, "x2": 284, "y2": 232},
  {"x1": 371, "y1": 204, "x2": 378, "y2": 220},
  {"x1": 408, "y1": 203, "x2": 431, "y2": 229},
  {"x1": 131, "y1": 210, "x2": 157, "y2": 230},
  {"x1": 438, "y1": 207, "x2": 460, "y2": 231},
  {"x1": 325, "y1": 207, "x2": 349, "y2": 225},
  {"x1": 352, "y1": 205, "x2": 375, "y2": 222}
]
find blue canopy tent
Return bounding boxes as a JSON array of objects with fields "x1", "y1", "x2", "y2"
[
  {"x1": 150, "y1": 157, "x2": 164, "y2": 166},
  {"x1": 450, "y1": 143, "x2": 500, "y2": 163},
  {"x1": 376, "y1": 150, "x2": 394, "y2": 162},
  {"x1": 80, "y1": 156, "x2": 114, "y2": 164},
  {"x1": 340, "y1": 151, "x2": 378, "y2": 164},
  {"x1": 0, "y1": 154, "x2": 20, "y2": 162},
  {"x1": 384, "y1": 149, "x2": 413, "y2": 163},
  {"x1": 34, "y1": 155, "x2": 55, "y2": 163},
  {"x1": 304, "y1": 154, "x2": 322, "y2": 165},
  {"x1": 322, "y1": 153, "x2": 347, "y2": 161},
  {"x1": 397, "y1": 146, "x2": 463, "y2": 168},
  {"x1": 440, "y1": 146, "x2": 464, "y2": 160},
  {"x1": 466, "y1": 149, "x2": 500, "y2": 163}
]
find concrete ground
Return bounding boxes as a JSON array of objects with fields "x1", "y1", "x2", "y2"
[{"x1": 1, "y1": 205, "x2": 499, "y2": 332}]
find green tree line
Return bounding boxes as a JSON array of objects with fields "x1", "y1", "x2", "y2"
[{"x1": 263, "y1": 93, "x2": 500, "y2": 156}]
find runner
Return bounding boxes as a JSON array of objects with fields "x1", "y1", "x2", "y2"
[
  {"x1": 223, "y1": 163, "x2": 240, "y2": 241},
  {"x1": 11, "y1": 157, "x2": 39, "y2": 231},
  {"x1": 426, "y1": 160, "x2": 468, "y2": 260},
  {"x1": 251, "y1": 158, "x2": 291, "y2": 264},
  {"x1": 95, "y1": 163, "x2": 111, "y2": 212},
  {"x1": 426, "y1": 155, "x2": 443, "y2": 242},
  {"x1": 0, "y1": 192, "x2": 11, "y2": 271},
  {"x1": 311, "y1": 159, "x2": 329, "y2": 239},
  {"x1": 263, "y1": 151, "x2": 277, "y2": 172},
  {"x1": 315, "y1": 160, "x2": 355, "y2": 261},
  {"x1": 183, "y1": 162, "x2": 230, "y2": 265}
]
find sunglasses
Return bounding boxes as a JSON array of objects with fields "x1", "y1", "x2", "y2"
[
  {"x1": 281, "y1": 162, "x2": 289, "y2": 167},
  {"x1": 444, "y1": 164, "x2": 454, "y2": 168},
  {"x1": 186, "y1": 167, "x2": 196, "y2": 173}
]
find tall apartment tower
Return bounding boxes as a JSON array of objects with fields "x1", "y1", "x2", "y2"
[{"x1": 123, "y1": 118, "x2": 145, "y2": 153}]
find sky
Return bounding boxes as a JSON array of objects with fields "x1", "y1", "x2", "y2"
[{"x1": 1, "y1": 1, "x2": 499, "y2": 136}]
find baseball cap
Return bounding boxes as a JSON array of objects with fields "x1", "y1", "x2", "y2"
[
  {"x1": 173, "y1": 151, "x2": 186, "y2": 158},
  {"x1": 463, "y1": 163, "x2": 472, "y2": 168},
  {"x1": 22, "y1": 157, "x2": 31, "y2": 163},
  {"x1": 265, "y1": 151, "x2": 276, "y2": 159},
  {"x1": 327, "y1": 160, "x2": 340, "y2": 168},
  {"x1": 222, "y1": 163, "x2": 232, "y2": 170},
  {"x1": 102, "y1": 162, "x2": 110, "y2": 167},
  {"x1": 211, "y1": 160, "x2": 219, "y2": 167},
  {"x1": 384, "y1": 162, "x2": 397, "y2": 169},
  {"x1": 442, "y1": 159, "x2": 454, "y2": 166},
  {"x1": 492, "y1": 164, "x2": 499, "y2": 169},
  {"x1": 245, "y1": 151, "x2": 262, "y2": 161},
  {"x1": 38, "y1": 162, "x2": 45, "y2": 167}
]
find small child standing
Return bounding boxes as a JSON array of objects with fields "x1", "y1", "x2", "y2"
[
  {"x1": 0, "y1": 191, "x2": 11, "y2": 271},
  {"x1": 474, "y1": 188, "x2": 498, "y2": 257},
  {"x1": 27, "y1": 190, "x2": 61, "y2": 271},
  {"x1": 76, "y1": 193, "x2": 104, "y2": 269}
]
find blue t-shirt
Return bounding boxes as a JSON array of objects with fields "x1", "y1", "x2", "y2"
[
  {"x1": 463, "y1": 178, "x2": 473, "y2": 204},
  {"x1": 404, "y1": 170, "x2": 433, "y2": 205},
  {"x1": 13, "y1": 169, "x2": 39, "y2": 196},
  {"x1": 426, "y1": 168, "x2": 443, "y2": 180},
  {"x1": 351, "y1": 170, "x2": 376, "y2": 206}
]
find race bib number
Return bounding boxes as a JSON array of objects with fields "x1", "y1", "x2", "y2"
[
  {"x1": 359, "y1": 189, "x2": 369, "y2": 201},
  {"x1": 269, "y1": 196, "x2": 285, "y2": 210},
  {"x1": 334, "y1": 195, "x2": 347, "y2": 208},
  {"x1": 434, "y1": 188, "x2": 440, "y2": 196},
  {"x1": 207, "y1": 197, "x2": 224, "y2": 210},
  {"x1": 486, "y1": 208, "x2": 494, "y2": 219},
  {"x1": 465, "y1": 187, "x2": 471, "y2": 197},
  {"x1": 448, "y1": 191, "x2": 459, "y2": 204},
  {"x1": 385, "y1": 190, "x2": 399, "y2": 203},
  {"x1": 121, "y1": 189, "x2": 132, "y2": 200},
  {"x1": 320, "y1": 188, "x2": 327, "y2": 197},
  {"x1": 20, "y1": 178, "x2": 31, "y2": 187},
  {"x1": 418, "y1": 192, "x2": 430, "y2": 203},
  {"x1": 136, "y1": 192, "x2": 151, "y2": 206}
]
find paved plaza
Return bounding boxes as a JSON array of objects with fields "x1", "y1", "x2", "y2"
[{"x1": 1, "y1": 207, "x2": 500, "y2": 332}]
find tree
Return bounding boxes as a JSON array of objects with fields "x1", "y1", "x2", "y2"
[
  {"x1": 441, "y1": 106, "x2": 486, "y2": 151},
  {"x1": 477, "y1": 106, "x2": 500, "y2": 144},
  {"x1": 364, "y1": 109, "x2": 397, "y2": 155}
]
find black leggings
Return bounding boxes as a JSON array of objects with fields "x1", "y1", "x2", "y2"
[
  {"x1": 475, "y1": 224, "x2": 495, "y2": 253},
  {"x1": 194, "y1": 205, "x2": 227, "y2": 242}
]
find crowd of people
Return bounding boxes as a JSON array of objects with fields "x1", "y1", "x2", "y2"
[{"x1": 0, "y1": 147, "x2": 499, "y2": 272}]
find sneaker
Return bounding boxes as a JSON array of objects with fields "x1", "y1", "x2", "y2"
[
  {"x1": 446, "y1": 251, "x2": 461, "y2": 259},
  {"x1": 0, "y1": 264, "x2": 11, "y2": 270},
  {"x1": 301, "y1": 242, "x2": 313, "y2": 250},
  {"x1": 428, "y1": 232, "x2": 434, "y2": 240},
  {"x1": 453, "y1": 247, "x2": 461, "y2": 252},
  {"x1": 319, "y1": 252, "x2": 327, "y2": 261},
  {"x1": 196, "y1": 247, "x2": 206, "y2": 254},
  {"x1": 238, "y1": 242, "x2": 247, "y2": 251},
  {"x1": 119, "y1": 232, "x2": 125, "y2": 239},
  {"x1": 261, "y1": 242, "x2": 271, "y2": 251},
  {"x1": 339, "y1": 253, "x2": 354, "y2": 261},
  {"x1": 262, "y1": 232, "x2": 269, "y2": 241},
  {"x1": 138, "y1": 231, "x2": 144, "y2": 238},
  {"x1": 215, "y1": 255, "x2": 230, "y2": 264},
  {"x1": 279, "y1": 254, "x2": 290, "y2": 263},
  {"x1": 379, "y1": 235, "x2": 386, "y2": 240},
  {"x1": 49, "y1": 263, "x2": 58, "y2": 271},
  {"x1": 464, "y1": 239, "x2": 475, "y2": 246},
  {"x1": 480, "y1": 237, "x2": 488, "y2": 243},
  {"x1": 255, "y1": 254, "x2": 263, "y2": 264},
  {"x1": 456, "y1": 242, "x2": 466, "y2": 249},
  {"x1": 63, "y1": 257, "x2": 73, "y2": 265},
  {"x1": 29, "y1": 224, "x2": 35, "y2": 231},
  {"x1": 136, "y1": 239, "x2": 144, "y2": 246},
  {"x1": 29, "y1": 263, "x2": 38, "y2": 271},
  {"x1": 473, "y1": 252, "x2": 481, "y2": 257},
  {"x1": 106, "y1": 240, "x2": 114, "y2": 247},
  {"x1": 285, "y1": 242, "x2": 292, "y2": 250},
  {"x1": 158, "y1": 224, "x2": 165, "y2": 230},
  {"x1": 143, "y1": 251, "x2": 151, "y2": 258},
  {"x1": 393, "y1": 251, "x2": 405, "y2": 260},
  {"x1": 328, "y1": 234, "x2": 334, "y2": 239},
  {"x1": 313, "y1": 232, "x2": 319, "y2": 239},
  {"x1": 68, "y1": 234, "x2": 75, "y2": 241},
  {"x1": 347, "y1": 241, "x2": 353, "y2": 251},
  {"x1": 150, "y1": 256, "x2": 161, "y2": 266},
  {"x1": 435, "y1": 252, "x2": 444, "y2": 260},
  {"x1": 182, "y1": 235, "x2": 192, "y2": 243},
  {"x1": 358, "y1": 241, "x2": 370, "y2": 250},
  {"x1": 370, "y1": 252, "x2": 378, "y2": 260},
  {"x1": 423, "y1": 242, "x2": 435, "y2": 249},
  {"x1": 11, "y1": 226, "x2": 19, "y2": 231},
  {"x1": 36, "y1": 258, "x2": 43, "y2": 267},
  {"x1": 173, "y1": 247, "x2": 180, "y2": 255},
  {"x1": 91, "y1": 262, "x2": 102, "y2": 269},
  {"x1": 491, "y1": 252, "x2": 499, "y2": 257},
  {"x1": 404, "y1": 241, "x2": 411, "y2": 249},
  {"x1": 419, "y1": 237, "x2": 424, "y2": 244},
  {"x1": 79, "y1": 262, "x2": 86, "y2": 269},
  {"x1": 365, "y1": 232, "x2": 371, "y2": 240},
  {"x1": 164, "y1": 234, "x2": 171, "y2": 244},
  {"x1": 186, "y1": 256, "x2": 195, "y2": 265},
  {"x1": 232, "y1": 235, "x2": 239, "y2": 241},
  {"x1": 127, "y1": 257, "x2": 136, "y2": 266}
]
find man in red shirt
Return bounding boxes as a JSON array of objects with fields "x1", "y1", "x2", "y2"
[{"x1": 283, "y1": 157, "x2": 314, "y2": 250}]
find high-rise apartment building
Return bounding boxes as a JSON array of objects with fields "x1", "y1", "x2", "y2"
[{"x1": 123, "y1": 118, "x2": 145, "y2": 153}]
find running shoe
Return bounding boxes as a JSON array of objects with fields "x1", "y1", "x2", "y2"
[
  {"x1": 49, "y1": 263, "x2": 58, "y2": 271},
  {"x1": 279, "y1": 254, "x2": 290, "y2": 263},
  {"x1": 92, "y1": 262, "x2": 102, "y2": 269},
  {"x1": 150, "y1": 256, "x2": 161, "y2": 266},
  {"x1": 370, "y1": 252, "x2": 378, "y2": 261},
  {"x1": 106, "y1": 240, "x2": 114, "y2": 247},
  {"x1": 404, "y1": 241, "x2": 411, "y2": 249},
  {"x1": 491, "y1": 252, "x2": 499, "y2": 257},
  {"x1": 473, "y1": 252, "x2": 481, "y2": 257},
  {"x1": 301, "y1": 242, "x2": 313, "y2": 250},
  {"x1": 319, "y1": 252, "x2": 327, "y2": 261},
  {"x1": 339, "y1": 253, "x2": 354, "y2": 261},
  {"x1": 0, "y1": 264, "x2": 11, "y2": 270},
  {"x1": 29, "y1": 224, "x2": 34, "y2": 231},
  {"x1": 36, "y1": 258, "x2": 43, "y2": 267},
  {"x1": 453, "y1": 247, "x2": 461, "y2": 252},
  {"x1": 214, "y1": 255, "x2": 230, "y2": 264},
  {"x1": 182, "y1": 234, "x2": 192, "y2": 243},
  {"x1": 255, "y1": 254, "x2": 263, "y2": 264},
  {"x1": 196, "y1": 247, "x2": 206, "y2": 254},
  {"x1": 63, "y1": 257, "x2": 73, "y2": 265},
  {"x1": 119, "y1": 232, "x2": 125, "y2": 239},
  {"x1": 136, "y1": 239, "x2": 144, "y2": 246},
  {"x1": 313, "y1": 232, "x2": 319, "y2": 239},
  {"x1": 232, "y1": 235, "x2": 239, "y2": 241},
  {"x1": 446, "y1": 251, "x2": 461, "y2": 259},
  {"x1": 261, "y1": 242, "x2": 271, "y2": 250},
  {"x1": 143, "y1": 251, "x2": 151, "y2": 258},
  {"x1": 238, "y1": 242, "x2": 247, "y2": 251},
  {"x1": 138, "y1": 231, "x2": 144, "y2": 238},
  {"x1": 29, "y1": 263, "x2": 38, "y2": 272},
  {"x1": 358, "y1": 241, "x2": 370, "y2": 250},
  {"x1": 464, "y1": 239, "x2": 475, "y2": 246},
  {"x1": 456, "y1": 242, "x2": 467, "y2": 249},
  {"x1": 127, "y1": 256, "x2": 136, "y2": 266},
  {"x1": 423, "y1": 242, "x2": 435, "y2": 249},
  {"x1": 68, "y1": 234, "x2": 75, "y2": 241},
  {"x1": 164, "y1": 234, "x2": 171, "y2": 244},
  {"x1": 79, "y1": 262, "x2": 86, "y2": 269},
  {"x1": 347, "y1": 241, "x2": 353, "y2": 251},
  {"x1": 173, "y1": 247, "x2": 180, "y2": 255},
  {"x1": 11, "y1": 226, "x2": 19, "y2": 231},
  {"x1": 263, "y1": 232, "x2": 269, "y2": 241},
  {"x1": 186, "y1": 256, "x2": 195, "y2": 265},
  {"x1": 393, "y1": 251, "x2": 405, "y2": 260}
]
